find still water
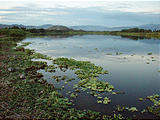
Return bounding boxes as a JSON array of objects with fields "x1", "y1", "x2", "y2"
[{"x1": 23, "y1": 35, "x2": 160, "y2": 118}]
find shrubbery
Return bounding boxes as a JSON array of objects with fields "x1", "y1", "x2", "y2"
[
  {"x1": 121, "y1": 28, "x2": 152, "y2": 33},
  {"x1": 0, "y1": 28, "x2": 26, "y2": 37}
]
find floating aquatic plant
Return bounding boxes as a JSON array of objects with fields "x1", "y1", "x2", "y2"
[
  {"x1": 53, "y1": 58, "x2": 116, "y2": 104},
  {"x1": 126, "y1": 107, "x2": 138, "y2": 112},
  {"x1": 97, "y1": 100, "x2": 103, "y2": 104},
  {"x1": 139, "y1": 98, "x2": 143, "y2": 101},
  {"x1": 70, "y1": 93, "x2": 78, "y2": 98},
  {"x1": 67, "y1": 78, "x2": 75, "y2": 82},
  {"x1": 147, "y1": 52, "x2": 152, "y2": 55},
  {"x1": 20, "y1": 42, "x2": 31, "y2": 47},
  {"x1": 139, "y1": 94, "x2": 160, "y2": 117},
  {"x1": 141, "y1": 109, "x2": 147, "y2": 114},
  {"x1": 103, "y1": 97, "x2": 111, "y2": 104},
  {"x1": 94, "y1": 48, "x2": 99, "y2": 51},
  {"x1": 106, "y1": 53, "x2": 112, "y2": 55},
  {"x1": 116, "y1": 52, "x2": 123, "y2": 55},
  {"x1": 97, "y1": 96, "x2": 102, "y2": 99},
  {"x1": 74, "y1": 89, "x2": 80, "y2": 93},
  {"x1": 116, "y1": 105, "x2": 126, "y2": 112},
  {"x1": 113, "y1": 114, "x2": 124, "y2": 119}
]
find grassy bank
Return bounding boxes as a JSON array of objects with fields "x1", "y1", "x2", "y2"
[
  {"x1": 29, "y1": 31, "x2": 160, "y2": 39},
  {"x1": 1, "y1": 28, "x2": 160, "y2": 39},
  {"x1": 108, "y1": 31, "x2": 160, "y2": 39}
]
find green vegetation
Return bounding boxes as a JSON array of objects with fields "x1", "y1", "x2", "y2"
[
  {"x1": 1, "y1": 27, "x2": 160, "y2": 39},
  {"x1": 0, "y1": 35, "x2": 127, "y2": 119},
  {"x1": 0, "y1": 28, "x2": 159, "y2": 119},
  {"x1": 0, "y1": 28, "x2": 27, "y2": 37},
  {"x1": 53, "y1": 58, "x2": 113, "y2": 97},
  {"x1": 116, "y1": 105, "x2": 126, "y2": 112},
  {"x1": 0, "y1": 37, "x2": 102, "y2": 119},
  {"x1": 108, "y1": 31, "x2": 160, "y2": 39},
  {"x1": 126, "y1": 107, "x2": 138, "y2": 112},
  {"x1": 116, "y1": 105, "x2": 138, "y2": 113},
  {"x1": 121, "y1": 28, "x2": 152, "y2": 33},
  {"x1": 147, "y1": 52, "x2": 152, "y2": 55},
  {"x1": 139, "y1": 94, "x2": 160, "y2": 117},
  {"x1": 139, "y1": 98, "x2": 143, "y2": 101}
]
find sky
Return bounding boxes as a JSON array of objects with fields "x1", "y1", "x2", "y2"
[{"x1": 0, "y1": 0, "x2": 160, "y2": 27}]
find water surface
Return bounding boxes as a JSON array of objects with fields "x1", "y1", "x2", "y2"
[{"x1": 23, "y1": 35, "x2": 160, "y2": 118}]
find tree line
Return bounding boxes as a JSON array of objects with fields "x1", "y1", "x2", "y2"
[{"x1": 121, "y1": 28, "x2": 160, "y2": 32}]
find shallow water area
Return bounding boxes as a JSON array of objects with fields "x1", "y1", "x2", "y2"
[{"x1": 23, "y1": 35, "x2": 160, "y2": 118}]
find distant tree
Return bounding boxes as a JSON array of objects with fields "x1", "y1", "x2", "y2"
[
  {"x1": 121, "y1": 28, "x2": 152, "y2": 33},
  {"x1": 28, "y1": 28, "x2": 45, "y2": 33},
  {"x1": 8, "y1": 29, "x2": 26, "y2": 37},
  {"x1": 10, "y1": 26, "x2": 20, "y2": 29}
]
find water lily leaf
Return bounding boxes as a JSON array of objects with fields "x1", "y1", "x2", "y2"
[
  {"x1": 97, "y1": 100, "x2": 103, "y2": 104},
  {"x1": 139, "y1": 98, "x2": 143, "y2": 101},
  {"x1": 127, "y1": 107, "x2": 138, "y2": 112}
]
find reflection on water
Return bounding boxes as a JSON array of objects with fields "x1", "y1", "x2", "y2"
[{"x1": 23, "y1": 35, "x2": 160, "y2": 118}]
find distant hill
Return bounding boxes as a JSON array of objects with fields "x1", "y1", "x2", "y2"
[
  {"x1": 36, "y1": 24, "x2": 53, "y2": 29},
  {"x1": 69, "y1": 24, "x2": 160, "y2": 31},
  {"x1": 0, "y1": 24, "x2": 53, "y2": 29},
  {"x1": 69, "y1": 25, "x2": 111, "y2": 31},
  {"x1": 47, "y1": 25, "x2": 72, "y2": 31},
  {"x1": 0, "y1": 24, "x2": 26, "y2": 29},
  {"x1": 0, "y1": 24, "x2": 160, "y2": 31},
  {"x1": 138, "y1": 24, "x2": 160, "y2": 31}
]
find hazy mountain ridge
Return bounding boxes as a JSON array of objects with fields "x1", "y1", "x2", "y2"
[
  {"x1": 69, "y1": 24, "x2": 160, "y2": 31},
  {"x1": 0, "y1": 24, "x2": 53, "y2": 29},
  {"x1": 0, "y1": 24, "x2": 160, "y2": 31},
  {"x1": 47, "y1": 25, "x2": 72, "y2": 31}
]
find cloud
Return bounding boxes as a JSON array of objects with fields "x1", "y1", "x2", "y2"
[
  {"x1": 0, "y1": 0, "x2": 159, "y2": 26},
  {"x1": 0, "y1": 16, "x2": 5, "y2": 20},
  {"x1": 0, "y1": 11, "x2": 17, "y2": 14},
  {"x1": 1, "y1": 0, "x2": 160, "y2": 14}
]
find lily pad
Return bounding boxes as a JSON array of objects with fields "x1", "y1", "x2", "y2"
[
  {"x1": 127, "y1": 107, "x2": 138, "y2": 112},
  {"x1": 139, "y1": 98, "x2": 143, "y2": 101},
  {"x1": 103, "y1": 97, "x2": 111, "y2": 104}
]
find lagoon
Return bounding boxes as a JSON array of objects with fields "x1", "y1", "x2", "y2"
[{"x1": 23, "y1": 35, "x2": 160, "y2": 118}]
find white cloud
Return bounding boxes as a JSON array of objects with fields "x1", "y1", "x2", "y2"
[
  {"x1": 39, "y1": 11, "x2": 68, "y2": 15},
  {"x1": 0, "y1": 0, "x2": 159, "y2": 26},
  {"x1": 0, "y1": 16, "x2": 5, "y2": 20},
  {"x1": 0, "y1": 0, "x2": 160, "y2": 14},
  {"x1": 0, "y1": 11, "x2": 17, "y2": 14}
]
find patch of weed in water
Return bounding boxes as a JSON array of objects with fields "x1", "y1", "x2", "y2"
[
  {"x1": 139, "y1": 94, "x2": 160, "y2": 117},
  {"x1": 53, "y1": 57, "x2": 117, "y2": 105},
  {"x1": 116, "y1": 105, "x2": 126, "y2": 112},
  {"x1": 147, "y1": 52, "x2": 152, "y2": 55}
]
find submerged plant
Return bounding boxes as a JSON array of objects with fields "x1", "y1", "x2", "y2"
[
  {"x1": 103, "y1": 97, "x2": 111, "y2": 104},
  {"x1": 126, "y1": 107, "x2": 138, "y2": 112},
  {"x1": 116, "y1": 105, "x2": 126, "y2": 112},
  {"x1": 147, "y1": 52, "x2": 152, "y2": 55},
  {"x1": 116, "y1": 52, "x2": 123, "y2": 55},
  {"x1": 52, "y1": 57, "x2": 117, "y2": 105},
  {"x1": 70, "y1": 93, "x2": 78, "y2": 98},
  {"x1": 106, "y1": 53, "x2": 112, "y2": 55},
  {"x1": 139, "y1": 94, "x2": 160, "y2": 117},
  {"x1": 139, "y1": 98, "x2": 143, "y2": 101},
  {"x1": 97, "y1": 100, "x2": 103, "y2": 104}
]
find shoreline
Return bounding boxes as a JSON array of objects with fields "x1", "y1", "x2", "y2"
[{"x1": 0, "y1": 34, "x2": 160, "y2": 119}]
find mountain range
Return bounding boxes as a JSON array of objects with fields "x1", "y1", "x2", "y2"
[
  {"x1": 69, "y1": 24, "x2": 160, "y2": 31},
  {"x1": 0, "y1": 24, "x2": 53, "y2": 29},
  {"x1": 0, "y1": 24, "x2": 160, "y2": 31}
]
